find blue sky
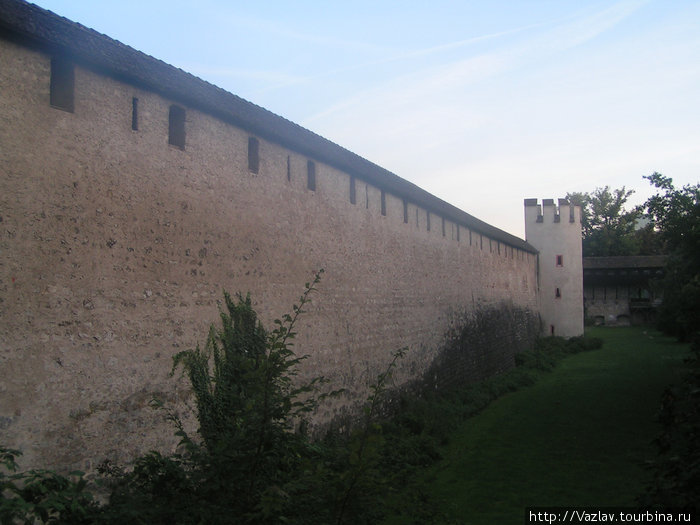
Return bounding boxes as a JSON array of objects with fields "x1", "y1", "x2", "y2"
[{"x1": 32, "y1": 0, "x2": 700, "y2": 237}]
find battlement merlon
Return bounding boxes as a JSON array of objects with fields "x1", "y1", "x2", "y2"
[
  {"x1": 524, "y1": 198, "x2": 581, "y2": 224},
  {"x1": 524, "y1": 198, "x2": 542, "y2": 223}
]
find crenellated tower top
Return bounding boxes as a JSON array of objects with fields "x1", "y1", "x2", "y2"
[{"x1": 524, "y1": 198, "x2": 581, "y2": 225}]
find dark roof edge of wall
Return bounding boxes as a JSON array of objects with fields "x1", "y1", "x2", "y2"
[
  {"x1": 583, "y1": 255, "x2": 668, "y2": 269},
  {"x1": 0, "y1": 0, "x2": 535, "y2": 253}
]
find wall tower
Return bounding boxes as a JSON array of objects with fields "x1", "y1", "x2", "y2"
[{"x1": 524, "y1": 198, "x2": 584, "y2": 337}]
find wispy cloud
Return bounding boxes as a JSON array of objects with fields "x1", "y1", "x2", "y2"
[
  {"x1": 186, "y1": 0, "x2": 649, "y2": 112},
  {"x1": 203, "y1": 19, "x2": 542, "y2": 98},
  {"x1": 304, "y1": 0, "x2": 649, "y2": 126},
  {"x1": 292, "y1": 0, "x2": 658, "y2": 236},
  {"x1": 542, "y1": 0, "x2": 652, "y2": 50}
]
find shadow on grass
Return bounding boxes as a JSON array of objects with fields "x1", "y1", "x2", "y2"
[{"x1": 381, "y1": 327, "x2": 689, "y2": 525}]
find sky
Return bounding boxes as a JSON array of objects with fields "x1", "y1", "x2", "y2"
[{"x1": 31, "y1": 0, "x2": 700, "y2": 238}]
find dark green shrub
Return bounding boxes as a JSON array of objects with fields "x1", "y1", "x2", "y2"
[
  {"x1": 514, "y1": 335, "x2": 602, "y2": 372},
  {"x1": 99, "y1": 271, "x2": 409, "y2": 525},
  {"x1": 641, "y1": 336, "x2": 700, "y2": 510},
  {"x1": 567, "y1": 335, "x2": 603, "y2": 353},
  {"x1": 0, "y1": 447, "x2": 99, "y2": 524},
  {"x1": 100, "y1": 271, "x2": 348, "y2": 524}
]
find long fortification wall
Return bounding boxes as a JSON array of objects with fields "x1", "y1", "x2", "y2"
[{"x1": 0, "y1": 17, "x2": 539, "y2": 472}]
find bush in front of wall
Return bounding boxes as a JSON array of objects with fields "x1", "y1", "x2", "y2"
[
  {"x1": 0, "y1": 446, "x2": 99, "y2": 524},
  {"x1": 0, "y1": 268, "x2": 604, "y2": 524}
]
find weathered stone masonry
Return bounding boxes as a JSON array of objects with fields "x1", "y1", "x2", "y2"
[{"x1": 0, "y1": 0, "x2": 541, "y2": 472}]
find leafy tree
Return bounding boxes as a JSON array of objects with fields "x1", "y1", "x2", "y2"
[
  {"x1": 642, "y1": 173, "x2": 700, "y2": 341},
  {"x1": 640, "y1": 174, "x2": 699, "y2": 510},
  {"x1": 567, "y1": 186, "x2": 643, "y2": 256},
  {"x1": 644, "y1": 173, "x2": 700, "y2": 266},
  {"x1": 631, "y1": 221, "x2": 666, "y2": 257}
]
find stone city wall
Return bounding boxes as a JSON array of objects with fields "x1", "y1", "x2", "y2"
[{"x1": 0, "y1": 38, "x2": 539, "y2": 471}]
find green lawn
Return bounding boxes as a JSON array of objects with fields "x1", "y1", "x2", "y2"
[{"x1": 409, "y1": 327, "x2": 689, "y2": 524}]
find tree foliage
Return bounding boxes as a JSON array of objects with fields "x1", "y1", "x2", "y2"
[
  {"x1": 643, "y1": 173, "x2": 700, "y2": 266},
  {"x1": 0, "y1": 447, "x2": 98, "y2": 525},
  {"x1": 640, "y1": 338, "x2": 700, "y2": 510},
  {"x1": 567, "y1": 186, "x2": 645, "y2": 256},
  {"x1": 99, "y1": 270, "x2": 414, "y2": 524},
  {"x1": 640, "y1": 173, "x2": 700, "y2": 510},
  {"x1": 642, "y1": 173, "x2": 700, "y2": 341},
  {"x1": 104, "y1": 270, "x2": 347, "y2": 524}
]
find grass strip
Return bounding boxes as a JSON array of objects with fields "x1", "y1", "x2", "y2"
[{"x1": 417, "y1": 327, "x2": 688, "y2": 524}]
